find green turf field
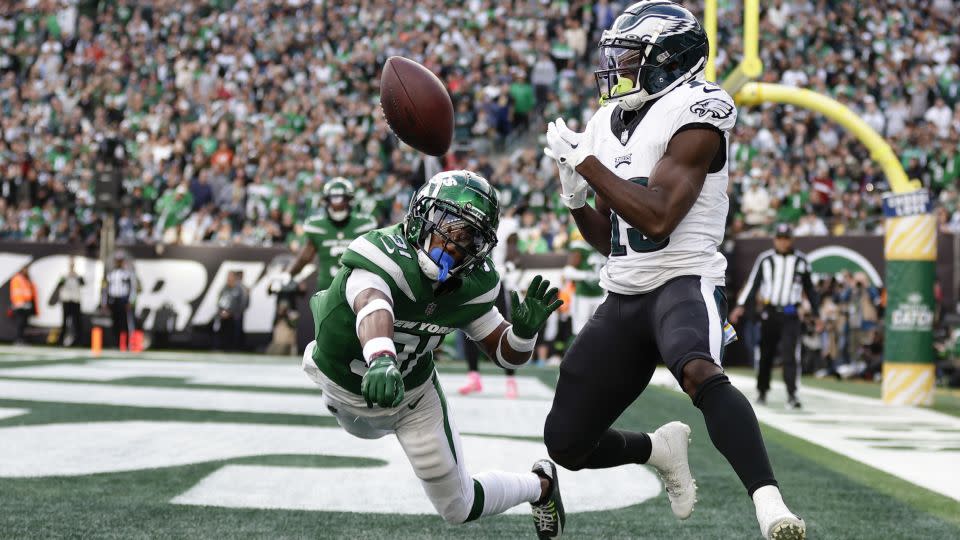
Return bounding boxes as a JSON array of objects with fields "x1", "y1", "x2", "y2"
[{"x1": 0, "y1": 353, "x2": 957, "y2": 539}]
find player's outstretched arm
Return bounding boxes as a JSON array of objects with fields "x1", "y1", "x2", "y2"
[
  {"x1": 575, "y1": 128, "x2": 722, "y2": 242},
  {"x1": 471, "y1": 276, "x2": 563, "y2": 367},
  {"x1": 348, "y1": 271, "x2": 404, "y2": 408}
]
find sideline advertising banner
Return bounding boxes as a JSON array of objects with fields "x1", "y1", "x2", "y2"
[{"x1": 881, "y1": 191, "x2": 936, "y2": 406}]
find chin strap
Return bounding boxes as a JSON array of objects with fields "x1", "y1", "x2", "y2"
[{"x1": 428, "y1": 247, "x2": 455, "y2": 282}]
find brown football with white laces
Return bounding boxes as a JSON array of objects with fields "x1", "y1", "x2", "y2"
[{"x1": 379, "y1": 56, "x2": 454, "y2": 157}]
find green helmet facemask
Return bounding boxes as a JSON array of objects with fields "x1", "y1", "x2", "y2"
[{"x1": 404, "y1": 170, "x2": 500, "y2": 282}]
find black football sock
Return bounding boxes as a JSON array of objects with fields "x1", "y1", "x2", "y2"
[
  {"x1": 694, "y1": 374, "x2": 778, "y2": 496},
  {"x1": 576, "y1": 429, "x2": 652, "y2": 469}
]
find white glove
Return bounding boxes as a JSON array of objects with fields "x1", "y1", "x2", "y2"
[
  {"x1": 545, "y1": 118, "x2": 591, "y2": 168},
  {"x1": 269, "y1": 271, "x2": 293, "y2": 293},
  {"x1": 544, "y1": 119, "x2": 589, "y2": 209}
]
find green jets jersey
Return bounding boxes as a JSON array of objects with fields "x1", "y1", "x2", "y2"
[
  {"x1": 303, "y1": 213, "x2": 378, "y2": 291},
  {"x1": 570, "y1": 239, "x2": 605, "y2": 297},
  {"x1": 309, "y1": 224, "x2": 501, "y2": 395}
]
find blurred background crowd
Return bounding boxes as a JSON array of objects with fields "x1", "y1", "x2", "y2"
[
  {"x1": 2, "y1": 1, "x2": 959, "y2": 247},
  {"x1": 2, "y1": 1, "x2": 960, "y2": 375}
]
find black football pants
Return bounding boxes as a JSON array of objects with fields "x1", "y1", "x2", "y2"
[{"x1": 758, "y1": 311, "x2": 801, "y2": 397}]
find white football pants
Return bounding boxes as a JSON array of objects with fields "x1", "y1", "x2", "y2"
[{"x1": 302, "y1": 343, "x2": 541, "y2": 523}]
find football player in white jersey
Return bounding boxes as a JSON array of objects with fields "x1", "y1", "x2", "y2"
[{"x1": 541, "y1": 2, "x2": 805, "y2": 540}]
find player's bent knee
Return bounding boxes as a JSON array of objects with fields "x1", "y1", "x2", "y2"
[
  {"x1": 437, "y1": 501, "x2": 472, "y2": 525},
  {"x1": 544, "y1": 416, "x2": 589, "y2": 471},
  {"x1": 431, "y1": 484, "x2": 475, "y2": 524},
  {"x1": 408, "y1": 445, "x2": 457, "y2": 482},
  {"x1": 691, "y1": 373, "x2": 731, "y2": 409},
  {"x1": 680, "y1": 358, "x2": 724, "y2": 398},
  {"x1": 546, "y1": 447, "x2": 588, "y2": 471}
]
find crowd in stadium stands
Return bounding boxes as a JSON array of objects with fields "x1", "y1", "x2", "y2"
[
  {"x1": 2, "y1": 2, "x2": 960, "y2": 372},
  {"x1": 2, "y1": 0, "x2": 959, "y2": 247}
]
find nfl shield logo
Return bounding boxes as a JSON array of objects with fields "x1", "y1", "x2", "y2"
[{"x1": 424, "y1": 303, "x2": 437, "y2": 316}]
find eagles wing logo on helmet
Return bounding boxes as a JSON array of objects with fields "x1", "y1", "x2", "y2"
[
  {"x1": 656, "y1": 15, "x2": 697, "y2": 37},
  {"x1": 690, "y1": 98, "x2": 734, "y2": 120},
  {"x1": 620, "y1": 14, "x2": 697, "y2": 40}
]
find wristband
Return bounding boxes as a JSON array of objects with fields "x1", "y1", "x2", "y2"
[
  {"x1": 355, "y1": 298, "x2": 394, "y2": 333},
  {"x1": 494, "y1": 329, "x2": 530, "y2": 369},
  {"x1": 362, "y1": 337, "x2": 397, "y2": 366},
  {"x1": 506, "y1": 326, "x2": 537, "y2": 352}
]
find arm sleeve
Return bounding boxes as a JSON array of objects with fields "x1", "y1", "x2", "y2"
[
  {"x1": 462, "y1": 306, "x2": 506, "y2": 341},
  {"x1": 344, "y1": 268, "x2": 393, "y2": 312}
]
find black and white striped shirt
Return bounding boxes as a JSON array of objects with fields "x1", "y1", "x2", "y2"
[
  {"x1": 104, "y1": 268, "x2": 137, "y2": 302},
  {"x1": 737, "y1": 249, "x2": 819, "y2": 316}
]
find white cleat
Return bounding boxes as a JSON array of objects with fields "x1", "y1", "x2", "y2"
[
  {"x1": 754, "y1": 485, "x2": 806, "y2": 540},
  {"x1": 647, "y1": 421, "x2": 697, "y2": 520}
]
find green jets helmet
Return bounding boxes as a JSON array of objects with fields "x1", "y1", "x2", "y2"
[
  {"x1": 404, "y1": 170, "x2": 499, "y2": 282},
  {"x1": 595, "y1": 1, "x2": 708, "y2": 110},
  {"x1": 323, "y1": 177, "x2": 355, "y2": 222}
]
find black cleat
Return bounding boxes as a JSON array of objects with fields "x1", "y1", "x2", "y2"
[
  {"x1": 530, "y1": 459, "x2": 565, "y2": 539},
  {"x1": 756, "y1": 392, "x2": 767, "y2": 406},
  {"x1": 786, "y1": 396, "x2": 802, "y2": 410}
]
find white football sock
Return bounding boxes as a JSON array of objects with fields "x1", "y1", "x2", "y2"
[
  {"x1": 646, "y1": 430, "x2": 668, "y2": 467},
  {"x1": 473, "y1": 471, "x2": 543, "y2": 516},
  {"x1": 752, "y1": 484, "x2": 786, "y2": 509}
]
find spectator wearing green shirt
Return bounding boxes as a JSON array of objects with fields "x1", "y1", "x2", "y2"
[
  {"x1": 516, "y1": 209, "x2": 549, "y2": 254},
  {"x1": 154, "y1": 183, "x2": 194, "y2": 243}
]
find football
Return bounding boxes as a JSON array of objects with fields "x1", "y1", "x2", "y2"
[{"x1": 380, "y1": 56, "x2": 454, "y2": 157}]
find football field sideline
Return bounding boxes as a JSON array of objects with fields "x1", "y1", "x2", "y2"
[
  {"x1": 648, "y1": 369, "x2": 960, "y2": 502},
  {"x1": 0, "y1": 347, "x2": 958, "y2": 538},
  {"x1": 0, "y1": 346, "x2": 957, "y2": 500}
]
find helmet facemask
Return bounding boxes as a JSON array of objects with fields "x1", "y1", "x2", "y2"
[
  {"x1": 325, "y1": 193, "x2": 351, "y2": 223},
  {"x1": 323, "y1": 177, "x2": 355, "y2": 223},
  {"x1": 409, "y1": 200, "x2": 496, "y2": 283},
  {"x1": 595, "y1": 38, "x2": 705, "y2": 110}
]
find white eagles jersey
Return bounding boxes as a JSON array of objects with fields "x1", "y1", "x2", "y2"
[{"x1": 584, "y1": 79, "x2": 737, "y2": 294}]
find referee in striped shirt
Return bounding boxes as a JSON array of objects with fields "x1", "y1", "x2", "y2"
[
  {"x1": 101, "y1": 253, "x2": 138, "y2": 350},
  {"x1": 730, "y1": 224, "x2": 820, "y2": 409}
]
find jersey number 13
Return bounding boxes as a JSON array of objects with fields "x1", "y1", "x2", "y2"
[{"x1": 610, "y1": 177, "x2": 670, "y2": 256}]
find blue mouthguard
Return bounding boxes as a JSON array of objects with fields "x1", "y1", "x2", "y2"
[{"x1": 429, "y1": 247, "x2": 455, "y2": 282}]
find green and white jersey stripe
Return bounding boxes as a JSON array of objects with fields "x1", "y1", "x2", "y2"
[
  {"x1": 309, "y1": 224, "x2": 501, "y2": 394},
  {"x1": 303, "y1": 213, "x2": 378, "y2": 291}
]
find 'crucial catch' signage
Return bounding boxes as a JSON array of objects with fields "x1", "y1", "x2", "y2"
[{"x1": 882, "y1": 189, "x2": 931, "y2": 218}]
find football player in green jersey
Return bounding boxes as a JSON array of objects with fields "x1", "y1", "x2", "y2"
[
  {"x1": 302, "y1": 171, "x2": 566, "y2": 538},
  {"x1": 563, "y1": 228, "x2": 607, "y2": 335},
  {"x1": 278, "y1": 177, "x2": 378, "y2": 293}
]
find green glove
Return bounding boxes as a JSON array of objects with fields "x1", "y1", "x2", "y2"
[
  {"x1": 510, "y1": 275, "x2": 564, "y2": 339},
  {"x1": 361, "y1": 354, "x2": 405, "y2": 408}
]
